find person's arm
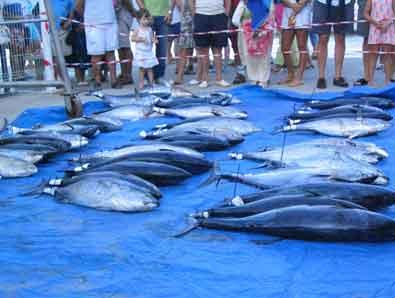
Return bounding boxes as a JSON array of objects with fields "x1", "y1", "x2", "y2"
[
  {"x1": 224, "y1": 0, "x2": 231, "y2": 16},
  {"x1": 282, "y1": 0, "x2": 304, "y2": 14},
  {"x1": 136, "y1": 0, "x2": 145, "y2": 9},
  {"x1": 121, "y1": 0, "x2": 137, "y2": 17},
  {"x1": 131, "y1": 30, "x2": 145, "y2": 42},
  {"x1": 75, "y1": 0, "x2": 85, "y2": 15},
  {"x1": 364, "y1": 0, "x2": 380, "y2": 27},
  {"x1": 190, "y1": 0, "x2": 195, "y2": 15},
  {"x1": 165, "y1": 0, "x2": 176, "y2": 23}
]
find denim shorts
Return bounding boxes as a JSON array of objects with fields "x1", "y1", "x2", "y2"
[
  {"x1": 312, "y1": 0, "x2": 355, "y2": 34},
  {"x1": 193, "y1": 13, "x2": 228, "y2": 48}
]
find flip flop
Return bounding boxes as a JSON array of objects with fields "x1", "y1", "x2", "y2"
[{"x1": 277, "y1": 78, "x2": 293, "y2": 85}]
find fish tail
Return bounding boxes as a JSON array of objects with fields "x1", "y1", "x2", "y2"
[
  {"x1": 20, "y1": 179, "x2": 48, "y2": 197},
  {"x1": 199, "y1": 162, "x2": 222, "y2": 188},
  {"x1": 173, "y1": 217, "x2": 200, "y2": 238}
]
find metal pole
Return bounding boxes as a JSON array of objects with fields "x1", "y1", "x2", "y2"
[
  {"x1": 39, "y1": 0, "x2": 55, "y2": 91},
  {"x1": 42, "y1": 0, "x2": 83, "y2": 118}
]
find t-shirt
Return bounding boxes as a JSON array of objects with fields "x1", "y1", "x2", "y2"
[
  {"x1": 144, "y1": 0, "x2": 169, "y2": 16},
  {"x1": 196, "y1": 0, "x2": 225, "y2": 15},
  {"x1": 84, "y1": 0, "x2": 116, "y2": 25},
  {"x1": 50, "y1": 0, "x2": 74, "y2": 28},
  {"x1": 316, "y1": 0, "x2": 352, "y2": 6}
]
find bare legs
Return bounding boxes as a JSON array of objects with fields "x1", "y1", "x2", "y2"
[
  {"x1": 175, "y1": 48, "x2": 193, "y2": 84},
  {"x1": 139, "y1": 68, "x2": 154, "y2": 89},
  {"x1": 334, "y1": 33, "x2": 345, "y2": 79},
  {"x1": 118, "y1": 47, "x2": 133, "y2": 84}
]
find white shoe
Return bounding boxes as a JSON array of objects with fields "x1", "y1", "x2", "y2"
[
  {"x1": 215, "y1": 80, "x2": 231, "y2": 87},
  {"x1": 188, "y1": 79, "x2": 201, "y2": 86},
  {"x1": 198, "y1": 81, "x2": 209, "y2": 88}
]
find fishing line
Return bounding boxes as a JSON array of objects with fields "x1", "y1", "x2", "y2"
[{"x1": 233, "y1": 164, "x2": 241, "y2": 198}]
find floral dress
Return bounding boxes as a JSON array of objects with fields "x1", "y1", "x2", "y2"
[
  {"x1": 368, "y1": 0, "x2": 395, "y2": 45},
  {"x1": 178, "y1": 0, "x2": 195, "y2": 49}
]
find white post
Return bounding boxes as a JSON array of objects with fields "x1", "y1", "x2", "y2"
[{"x1": 39, "y1": 0, "x2": 55, "y2": 92}]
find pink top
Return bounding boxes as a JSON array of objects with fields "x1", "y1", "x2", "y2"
[{"x1": 368, "y1": 0, "x2": 395, "y2": 45}]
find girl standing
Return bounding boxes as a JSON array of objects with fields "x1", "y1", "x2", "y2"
[
  {"x1": 364, "y1": 0, "x2": 395, "y2": 86},
  {"x1": 132, "y1": 9, "x2": 159, "y2": 89}
]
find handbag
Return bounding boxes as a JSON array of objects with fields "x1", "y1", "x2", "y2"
[
  {"x1": 58, "y1": 28, "x2": 72, "y2": 56},
  {"x1": 242, "y1": 19, "x2": 273, "y2": 56}
]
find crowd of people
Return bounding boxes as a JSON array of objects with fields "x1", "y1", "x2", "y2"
[{"x1": 1, "y1": 0, "x2": 395, "y2": 90}]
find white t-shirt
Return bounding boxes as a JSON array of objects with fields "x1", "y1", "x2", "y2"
[
  {"x1": 84, "y1": 0, "x2": 116, "y2": 25},
  {"x1": 316, "y1": 0, "x2": 352, "y2": 6},
  {"x1": 196, "y1": 0, "x2": 225, "y2": 15}
]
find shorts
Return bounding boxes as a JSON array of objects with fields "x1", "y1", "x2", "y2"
[
  {"x1": 117, "y1": 9, "x2": 133, "y2": 48},
  {"x1": 194, "y1": 13, "x2": 228, "y2": 48},
  {"x1": 86, "y1": 23, "x2": 119, "y2": 56},
  {"x1": 356, "y1": 0, "x2": 369, "y2": 37},
  {"x1": 312, "y1": 1, "x2": 354, "y2": 35}
]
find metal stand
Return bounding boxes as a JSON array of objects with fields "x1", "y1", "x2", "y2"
[{"x1": 0, "y1": 0, "x2": 83, "y2": 118}]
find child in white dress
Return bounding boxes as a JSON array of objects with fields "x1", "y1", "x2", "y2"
[{"x1": 131, "y1": 9, "x2": 159, "y2": 89}]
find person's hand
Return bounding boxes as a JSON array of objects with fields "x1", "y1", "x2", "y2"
[
  {"x1": 164, "y1": 11, "x2": 172, "y2": 24},
  {"x1": 290, "y1": 3, "x2": 302, "y2": 14}
]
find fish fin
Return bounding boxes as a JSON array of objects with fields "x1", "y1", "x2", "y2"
[
  {"x1": 250, "y1": 238, "x2": 284, "y2": 245},
  {"x1": 173, "y1": 217, "x2": 200, "y2": 238},
  {"x1": 199, "y1": 162, "x2": 222, "y2": 188},
  {"x1": 251, "y1": 161, "x2": 285, "y2": 170},
  {"x1": 271, "y1": 126, "x2": 285, "y2": 135}
]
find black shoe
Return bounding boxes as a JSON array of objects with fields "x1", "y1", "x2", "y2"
[
  {"x1": 333, "y1": 77, "x2": 349, "y2": 88},
  {"x1": 111, "y1": 80, "x2": 122, "y2": 89},
  {"x1": 316, "y1": 78, "x2": 327, "y2": 89},
  {"x1": 354, "y1": 78, "x2": 368, "y2": 86},
  {"x1": 232, "y1": 73, "x2": 246, "y2": 85},
  {"x1": 390, "y1": 79, "x2": 395, "y2": 83}
]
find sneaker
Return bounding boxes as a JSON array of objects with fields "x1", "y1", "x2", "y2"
[
  {"x1": 333, "y1": 77, "x2": 349, "y2": 88},
  {"x1": 316, "y1": 78, "x2": 327, "y2": 89},
  {"x1": 215, "y1": 80, "x2": 231, "y2": 87},
  {"x1": 354, "y1": 78, "x2": 368, "y2": 86},
  {"x1": 198, "y1": 81, "x2": 209, "y2": 88},
  {"x1": 111, "y1": 80, "x2": 122, "y2": 89},
  {"x1": 189, "y1": 79, "x2": 201, "y2": 86}
]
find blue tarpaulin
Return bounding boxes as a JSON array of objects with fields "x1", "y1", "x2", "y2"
[{"x1": 1, "y1": 85, "x2": 395, "y2": 297}]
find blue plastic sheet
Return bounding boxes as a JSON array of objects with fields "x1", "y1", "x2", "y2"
[{"x1": 1, "y1": 85, "x2": 395, "y2": 297}]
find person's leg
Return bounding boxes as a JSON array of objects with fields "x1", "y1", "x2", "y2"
[
  {"x1": 317, "y1": 33, "x2": 329, "y2": 79},
  {"x1": 153, "y1": 16, "x2": 168, "y2": 80},
  {"x1": 382, "y1": 44, "x2": 392, "y2": 84},
  {"x1": 197, "y1": 47, "x2": 209, "y2": 83},
  {"x1": 118, "y1": 47, "x2": 133, "y2": 83},
  {"x1": 75, "y1": 67, "x2": 84, "y2": 83},
  {"x1": 139, "y1": 68, "x2": 145, "y2": 89},
  {"x1": 280, "y1": 29, "x2": 296, "y2": 83},
  {"x1": 105, "y1": 51, "x2": 118, "y2": 87},
  {"x1": 290, "y1": 29, "x2": 308, "y2": 86},
  {"x1": 175, "y1": 48, "x2": 187, "y2": 84},
  {"x1": 91, "y1": 55, "x2": 104, "y2": 84},
  {"x1": 334, "y1": 33, "x2": 346, "y2": 79},
  {"x1": 147, "y1": 68, "x2": 154, "y2": 86},
  {"x1": 368, "y1": 44, "x2": 379, "y2": 86},
  {"x1": 212, "y1": 47, "x2": 223, "y2": 82}
]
